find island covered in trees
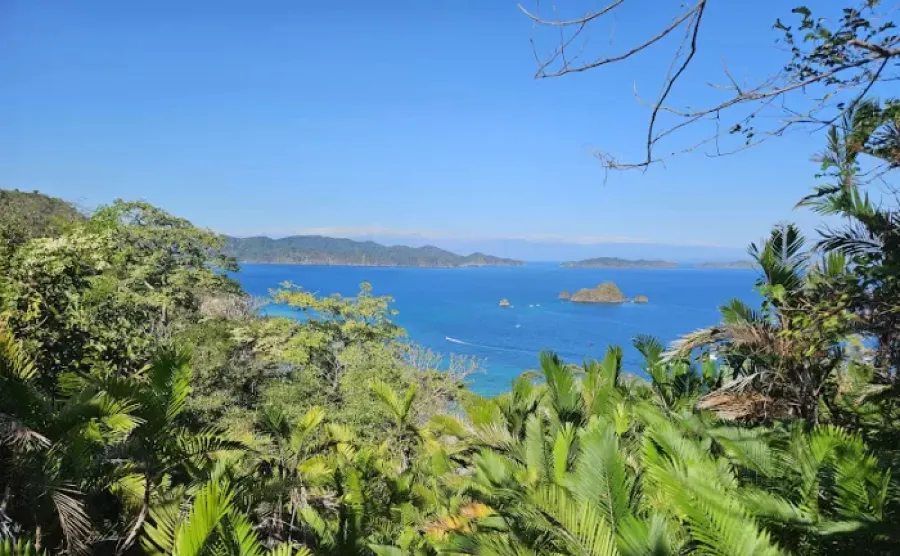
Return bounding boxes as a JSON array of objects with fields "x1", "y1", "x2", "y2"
[
  {"x1": 561, "y1": 257, "x2": 678, "y2": 268},
  {"x1": 224, "y1": 235, "x2": 524, "y2": 267}
]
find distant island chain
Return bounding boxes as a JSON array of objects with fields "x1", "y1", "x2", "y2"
[{"x1": 224, "y1": 235, "x2": 754, "y2": 269}]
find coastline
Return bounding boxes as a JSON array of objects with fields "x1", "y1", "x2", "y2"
[{"x1": 235, "y1": 260, "x2": 525, "y2": 269}]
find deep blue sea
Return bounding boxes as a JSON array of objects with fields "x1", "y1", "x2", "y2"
[{"x1": 236, "y1": 264, "x2": 759, "y2": 396}]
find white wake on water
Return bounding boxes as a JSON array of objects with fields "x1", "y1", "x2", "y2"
[
  {"x1": 444, "y1": 335, "x2": 603, "y2": 361},
  {"x1": 445, "y1": 336, "x2": 537, "y2": 355}
]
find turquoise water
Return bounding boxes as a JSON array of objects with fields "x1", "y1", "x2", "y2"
[{"x1": 236, "y1": 264, "x2": 759, "y2": 396}]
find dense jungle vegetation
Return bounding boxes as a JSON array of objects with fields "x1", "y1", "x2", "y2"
[
  {"x1": 1, "y1": 97, "x2": 899, "y2": 555},
  {"x1": 3, "y1": 0, "x2": 900, "y2": 552}
]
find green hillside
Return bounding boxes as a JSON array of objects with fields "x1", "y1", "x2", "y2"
[
  {"x1": 224, "y1": 235, "x2": 524, "y2": 267},
  {"x1": 0, "y1": 189, "x2": 85, "y2": 247}
]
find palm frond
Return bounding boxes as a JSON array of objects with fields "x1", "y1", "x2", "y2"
[
  {"x1": 539, "y1": 351, "x2": 580, "y2": 422},
  {"x1": 748, "y1": 223, "x2": 807, "y2": 294},
  {"x1": 143, "y1": 480, "x2": 231, "y2": 556},
  {"x1": 566, "y1": 423, "x2": 633, "y2": 535},
  {"x1": 147, "y1": 347, "x2": 194, "y2": 424},
  {"x1": 633, "y1": 335, "x2": 664, "y2": 366},
  {"x1": 50, "y1": 488, "x2": 92, "y2": 554},
  {"x1": 370, "y1": 379, "x2": 405, "y2": 425},
  {"x1": 0, "y1": 538, "x2": 48, "y2": 556},
  {"x1": 522, "y1": 414, "x2": 550, "y2": 483},
  {"x1": 720, "y1": 299, "x2": 764, "y2": 326},
  {"x1": 530, "y1": 484, "x2": 618, "y2": 556}
]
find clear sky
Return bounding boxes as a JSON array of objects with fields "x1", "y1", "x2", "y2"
[{"x1": 1, "y1": 1, "x2": 836, "y2": 251}]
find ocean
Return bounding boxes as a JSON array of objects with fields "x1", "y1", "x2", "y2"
[{"x1": 236, "y1": 263, "x2": 759, "y2": 396}]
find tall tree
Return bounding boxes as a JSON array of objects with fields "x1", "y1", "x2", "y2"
[
  {"x1": 669, "y1": 224, "x2": 851, "y2": 423},
  {"x1": 0, "y1": 200, "x2": 238, "y2": 383}
]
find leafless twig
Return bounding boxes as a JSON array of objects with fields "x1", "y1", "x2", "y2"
[{"x1": 520, "y1": 0, "x2": 900, "y2": 171}]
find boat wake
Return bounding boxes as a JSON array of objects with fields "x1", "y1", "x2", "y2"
[
  {"x1": 445, "y1": 336, "x2": 536, "y2": 356},
  {"x1": 444, "y1": 335, "x2": 636, "y2": 365}
]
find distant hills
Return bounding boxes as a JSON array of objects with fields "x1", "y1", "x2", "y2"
[
  {"x1": 0, "y1": 190, "x2": 754, "y2": 270},
  {"x1": 224, "y1": 235, "x2": 524, "y2": 267},
  {"x1": 338, "y1": 234, "x2": 749, "y2": 263},
  {"x1": 558, "y1": 257, "x2": 757, "y2": 269},
  {"x1": 561, "y1": 257, "x2": 678, "y2": 269},
  {"x1": 0, "y1": 189, "x2": 84, "y2": 245}
]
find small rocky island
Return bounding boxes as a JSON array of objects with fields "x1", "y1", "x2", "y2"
[
  {"x1": 558, "y1": 290, "x2": 571, "y2": 300},
  {"x1": 498, "y1": 298, "x2": 511, "y2": 307},
  {"x1": 570, "y1": 282, "x2": 628, "y2": 304},
  {"x1": 633, "y1": 295, "x2": 649, "y2": 304}
]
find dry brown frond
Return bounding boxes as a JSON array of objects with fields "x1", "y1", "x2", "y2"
[{"x1": 697, "y1": 391, "x2": 794, "y2": 421}]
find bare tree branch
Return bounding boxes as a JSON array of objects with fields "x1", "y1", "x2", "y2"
[
  {"x1": 640, "y1": 1, "x2": 707, "y2": 170},
  {"x1": 520, "y1": 0, "x2": 900, "y2": 171},
  {"x1": 519, "y1": 0, "x2": 625, "y2": 27},
  {"x1": 521, "y1": 1, "x2": 704, "y2": 77}
]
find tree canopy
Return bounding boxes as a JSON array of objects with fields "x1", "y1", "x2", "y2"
[{"x1": 1, "y1": 3, "x2": 899, "y2": 553}]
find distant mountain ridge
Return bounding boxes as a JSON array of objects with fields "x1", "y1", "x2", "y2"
[
  {"x1": 224, "y1": 235, "x2": 524, "y2": 267},
  {"x1": 339, "y1": 234, "x2": 748, "y2": 263},
  {"x1": 561, "y1": 257, "x2": 678, "y2": 269}
]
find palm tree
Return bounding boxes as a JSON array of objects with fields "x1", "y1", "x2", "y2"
[
  {"x1": 439, "y1": 358, "x2": 898, "y2": 555},
  {"x1": 0, "y1": 323, "x2": 133, "y2": 553},
  {"x1": 668, "y1": 224, "x2": 849, "y2": 424},
  {"x1": 437, "y1": 358, "x2": 784, "y2": 554},
  {"x1": 240, "y1": 405, "x2": 332, "y2": 547},
  {"x1": 101, "y1": 349, "x2": 244, "y2": 555},
  {"x1": 634, "y1": 335, "x2": 721, "y2": 411},
  {"x1": 142, "y1": 479, "x2": 309, "y2": 556},
  {"x1": 0, "y1": 321, "x2": 245, "y2": 554},
  {"x1": 798, "y1": 98, "x2": 900, "y2": 385}
]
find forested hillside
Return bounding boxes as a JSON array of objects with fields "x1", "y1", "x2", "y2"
[
  {"x1": 0, "y1": 189, "x2": 84, "y2": 249},
  {"x1": 2, "y1": 0, "x2": 900, "y2": 552},
  {"x1": 224, "y1": 235, "x2": 524, "y2": 267},
  {"x1": 2, "y1": 98, "x2": 900, "y2": 554}
]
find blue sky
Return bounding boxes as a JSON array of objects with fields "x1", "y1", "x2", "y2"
[{"x1": 1, "y1": 1, "x2": 837, "y2": 253}]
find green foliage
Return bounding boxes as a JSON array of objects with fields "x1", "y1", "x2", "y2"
[
  {"x1": 2, "y1": 170, "x2": 900, "y2": 556},
  {"x1": 0, "y1": 538, "x2": 48, "y2": 556},
  {"x1": 670, "y1": 223, "x2": 854, "y2": 423},
  {"x1": 0, "y1": 198, "x2": 239, "y2": 383},
  {"x1": 0, "y1": 189, "x2": 84, "y2": 256},
  {"x1": 270, "y1": 282, "x2": 402, "y2": 387},
  {"x1": 799, "y1": 99, "x2": 900, "y2": 381},
  {"x1": 0, "y1": 4, "x2": 890, "y2": 552},
  {"x1": 179, "y1": 314, "x2": 281, "y2": 434},
  {"x1": 775, "y1": 4, "x2": 898, "y2": 100}
]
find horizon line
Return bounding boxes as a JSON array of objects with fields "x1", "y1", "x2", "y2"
[{"x1": 223, "y1": 226, "x2": 745, "y2": 250}]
